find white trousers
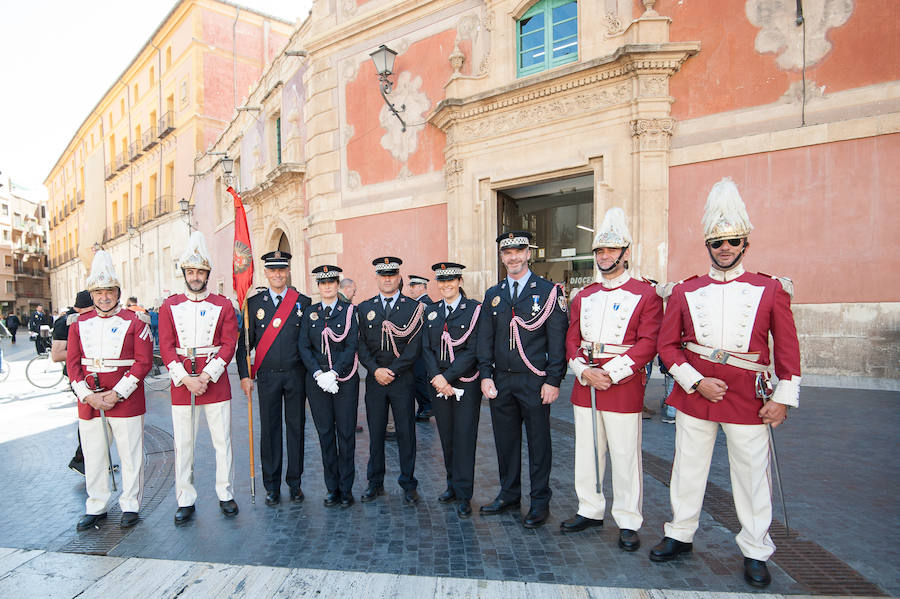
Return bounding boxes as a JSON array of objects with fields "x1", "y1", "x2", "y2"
[
  {"x1": 172, "y1": 401, "x2": 234, "y2": 506},
  {"x1": 665, "y1": 410, "x2": 776, "y2": 560},
  {"x1": 80, "y1": 415, "x2": 144, "y2": 515},
  {"x1": 573, "y1": 405, "x2": 643, "y2": 530}
]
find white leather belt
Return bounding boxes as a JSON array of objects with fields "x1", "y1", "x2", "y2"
[
  {"x1": 580, "y1": 341, "x2": 632, "y2": 358},
  {"x1": 684, "y1": 342, "x2": 769, "y2": 373},
  {"x1": 81, "y1": 358, "x2": 135, "y2": 369},
  {"x1": 176, "y1": 345, "x2": 220, "y2": 357}
]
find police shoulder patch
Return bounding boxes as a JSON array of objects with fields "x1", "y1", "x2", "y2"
[{"x1": 557, "y1": 295, "x2": 567, "y2": 313}]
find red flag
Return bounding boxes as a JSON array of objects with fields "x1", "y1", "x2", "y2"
[{"x1": 228, "y1": 186, "x2": 253, "y2": 307}]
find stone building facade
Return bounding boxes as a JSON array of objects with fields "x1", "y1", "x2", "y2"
[{"x1": 196, "y1": 0, "x2": 899, "y2": 386}]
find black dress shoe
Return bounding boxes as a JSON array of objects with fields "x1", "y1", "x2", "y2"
[
  {"x1": 457, "y1": 499, "x2": 472, "y2": 519},
  {"x1": 360, "y1": 484, "x2": 384, "y2": 503},
  {"x1": 340, "y1": 492, "x2": 355, "y2": 508},
  {"x1": 219, "y1": 500, "x2": 239, "y2": 517},
  {"x1": 479, "y1": 497, "x2": 521, "y2": 515},
  {"x1": 120, "y1": 512, "x2": 139, "y2": 528},
  {"x1": 437, "y1": 488, "x2": 456, "y2": 503},
  {"x1": 68, "y1": 457, "x2": 85, "y2": 476},
  {"x1": 174, "y1": 505, "x2": 195, "y2": 525},
  {"x1": 265, "y1": 490, "x2": 280, "y2": 506},
  {"x1": 619, "y1": 529, "x2": 641, "y2": 552},
  {"x1": 324, "y1": 492, "x2": 340, "y2": 507},
  {"x1": 743, "y1": 558, "x2": 772, "y2": 588},
  {"x1": 76, "y1": 513, "x2": 107, "y2": 531},
  {"x1": 403, "y1": 489, "x2": 420, "y2": 505},
  {"x1": 523, "y1": 506, "x2": 549, "y2": 529},
  {"x1": 649, "y1": 536, "x2": 693, "y2": 562},
  {"x1": 560, "y1": 514, "x2": 603, "y2": 533},
  {"x1": 289, "y1": 487, "x2": 304, "y2": 502}
]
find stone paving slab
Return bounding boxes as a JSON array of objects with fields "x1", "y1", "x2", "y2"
[
  {"x1": 0, "y1": 339, "x2": 896, "y2": 596},
  {"x1": 0, "y1": 548, "x2": 866, "y2": 599}
]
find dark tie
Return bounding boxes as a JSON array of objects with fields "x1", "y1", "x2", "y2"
[
  {"x1": 384, "y1": 297, "x2": 393, "y2": 313},
  {"x1": 274, "y1": 295, "x2": 282, "y2": 307},
  {"x1": 511, "y1": 281, "x2": 519, "y2": 302},
  {"x1": 446, "y1": 305, "x2": 454, "y2": 319},
  {"x1": 323, "y1": 306, "x2": 332, "y2": 318}
]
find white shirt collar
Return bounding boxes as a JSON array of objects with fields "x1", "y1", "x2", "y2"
[
  {"x1": 600, "y1": 271, "x2": 631, "y2": 289},
  {"x1": 709, "y1": 263, "x2": 745, "y2": 282},
  {"x1": 443, "y1": 295, "x2": 462, "y2": 312},
  {"x1": 506, "y1": 270, "x2": 532, "y2": 292}
]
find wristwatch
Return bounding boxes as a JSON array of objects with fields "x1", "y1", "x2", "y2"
[{"x1": 690, "y1": 380, "x2": 701, "y2": 392}]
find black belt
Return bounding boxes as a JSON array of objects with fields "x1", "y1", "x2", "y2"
[{"x1": 256, "y1": 367, "x2": 298, "y2": 374}]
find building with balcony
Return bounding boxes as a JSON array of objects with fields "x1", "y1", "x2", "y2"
[
  {"x1": 45, "y1": 0, "x2": 294, "y2": 309},
  {"x1": 195, "y1": 0, "x2": 899, "y2": 385},
  {"x1": 0, "y1": 175, "x2": 50, "y2": 319}
]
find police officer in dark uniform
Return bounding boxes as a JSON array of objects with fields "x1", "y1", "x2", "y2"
[
  {"x1": 298, "y1": 265, "x2": 360, "y2": 508},
  {"x1": 421, "y1": 262, "x2": 482, "y2": 518},
  {"x1": 408, "y1": 274, "x2": 435, "y2": 421},
  {"x1": 30, "y1": 304, "x2": 53, "y2": 355},
  {"x1": 476, "y1": 231, "x2": 568, "y2": 528},
  {"x1": 357, "y1": 257, "x2": 425, "y2": 504},
  {"x1": 236, "y1": 250, "x2": 311, "y2": 506}
]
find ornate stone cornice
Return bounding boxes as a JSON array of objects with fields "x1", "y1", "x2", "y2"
[
  {"x1": 429, "y1": 43, "x2": 699, "y2": 136},
  {"x1": 631, "y1": 117, "x2": 676, "y2": 151},
  {"x1": 240, "y1": 162, "x2": 306, "y2": 203}
]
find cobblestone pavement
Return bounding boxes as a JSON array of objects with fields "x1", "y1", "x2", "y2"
[{"x1": 0, "y1": 337, "x2": 896, "y2": 596}]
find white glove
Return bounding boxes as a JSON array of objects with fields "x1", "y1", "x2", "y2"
[
  {"x1": 316, "y1": 370, "x2": 337, "y2": 392},
  {"x1": 326, "y1": 380, "x2": 339, "y2": 394},
  {"x1": 438, "y1": 387, "x2": 465, "y2": 401}
]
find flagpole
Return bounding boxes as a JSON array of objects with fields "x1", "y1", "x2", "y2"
[{"x1": 242, "y1": 296, "x2": 256, "y2": 503}]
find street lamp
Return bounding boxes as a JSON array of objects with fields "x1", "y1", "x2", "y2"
[
  {"x1": 369, "y1": 44, "x2": 406, "y2": 132},
  {"x1": 178, "y1": 197, "x2": 193, "y2": 232}
]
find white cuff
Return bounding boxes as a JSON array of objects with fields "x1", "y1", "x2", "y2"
[
  {"x1": 313, "y1": 370, "x2": 323, "y2": 379},
  {"x1": 202, "y1": 357, "x2": 227, "y2": 383},
  {"x1": 72, "y1": 379, "x2": 91, "y2": 402},
  {"x1": 568, "y1": 358, "x2": 590, "y2": 385},
  {"x1": 771, "y1": 375, "x2": 801, "y2": 408},
  {"x1": 168, "y1": 361, "x2": 190, "y2": 387},
  {"x1": 112, "y1": 374, "x2": 139, "y2": 399},
  {"x1": 669, "y1": 361, "x2": 704, "y2": 393},
  {"x1": 604, "y1": 355, "x2": 635, "y2": 384}
]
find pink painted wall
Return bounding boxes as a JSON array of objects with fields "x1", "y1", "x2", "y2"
[
  {"x1": 667, "y1": 133, "x2": 900, "y2": 304},
  {"x1": 335, "y1": 204, "x2": 448, "y2": 301},
  {"x1": 345, "y1": 31, "x2": 453, "y2": 186},
  {"x1": 657, "y1": 0, "x2": 900, "y2": 120}
]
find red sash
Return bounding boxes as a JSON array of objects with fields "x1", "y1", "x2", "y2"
[{"x1": 251, "y1": 288, "x2": 299, "y2": 378}]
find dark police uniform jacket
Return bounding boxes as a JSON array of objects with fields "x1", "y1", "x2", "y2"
[
  {"x1": 476, "y1": 275, "x2": 568, "y2": 387},
  {"x1": 357, "y1": 294, "x2": 422, "y2": 375},
  {"x1": 421, "y1": 299, "x2": 480, "y2": 385},
  {"x1": 236, "y1": 286, "x2": 311, "y2": 378},
  {"x1": 297, "y1": 300, "x2": 359, "y2": 379}
]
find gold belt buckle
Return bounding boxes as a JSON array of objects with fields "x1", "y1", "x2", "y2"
[
  {"x1": 594, "y1": 342, "x2": 606, "y2": 354},
  {"x1": 92, "y1": 357, "x2": 103, "y2": 368},
  {"x1": 709, "y1": 348, "x2": 730, "y2": 364}
]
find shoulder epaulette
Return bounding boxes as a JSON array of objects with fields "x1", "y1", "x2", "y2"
[
  {"x1": 656, "y1": 275, "x2": 696, "y2": 299},
  {"x1": 759, "y1": 272, "x2": 794, "y2": 298},
  {"x1": 642, "y1": 277, "x2": 659, "y2": 285},
  {"x1": 66, "y1": 313, "x2": 79, "y2": 326},
  {"x1": 137, "y1": 311, "x2": 151, "y2": 325}
]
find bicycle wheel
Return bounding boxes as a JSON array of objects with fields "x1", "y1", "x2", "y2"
[
  {"x1": 144, "y1": 354, "x2": 171, "y2": 392},
  {"x1": 26, "y1": 355, "x2": 65, "y2": 388}
]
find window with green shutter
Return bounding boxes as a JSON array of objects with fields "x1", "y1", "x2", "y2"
[{"x1": 517, "y1": 0, "x2": 578, "y2": 78}]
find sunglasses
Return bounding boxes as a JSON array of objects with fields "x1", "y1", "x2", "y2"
[{"x1": 708, "y1": 238, "x2": 743, "y2": 249}]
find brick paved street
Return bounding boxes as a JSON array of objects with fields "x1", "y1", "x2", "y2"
[{"x1": 0, "y1": 337, "x2": 897, "y2": 596}]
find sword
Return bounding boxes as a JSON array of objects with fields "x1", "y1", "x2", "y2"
[
  {"x1": 187, "y1": 347, "x2": 197, "y2": 485},
  {"x1": 586, "y1": 347, "x2": 602, "y2": 494},
  {"x1": 92, "y1": 373, "x2": 117, "y2": 492},
  {"x1": 757, "y1": 373, "x2": 790, "y2": 537}
]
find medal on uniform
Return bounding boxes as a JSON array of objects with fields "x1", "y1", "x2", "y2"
[
  {"x1": 256, "y1": 308, "x2": 265, "y2": 320},
  {"x1": 310, "y1": 312, "x2": 318, "y2": 321},
  {"x1": 428, "y1": 311, "x2": 437, "y2": 320},
  {"x1": 558, "y1": 296, "x2": 567, "y2": 312},
  {"x1": 273, "y1": 318, "x2": 282, "y2": 328},
  {"x1": 531, "y1": 295, "x2": 540, "y2": 314},
  {"x1": 367, "y1": 310, "x2": 376, "y2": 321},
  {"x1": 491, "y1": 296, "x2": 500, "y2": 307}
]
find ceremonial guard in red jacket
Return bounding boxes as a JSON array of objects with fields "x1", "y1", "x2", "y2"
[
  {"x1": 563, "y1": 208, "x2": 662, "y2": 551},
  {"x1": 649, "y1": 178, "x2": 801, "y2": 588},
  {"x1": 67, "y1": 250, "x2": 152, "y2": 531},
  {"x1": 159, "y1": 232, "x2": 239, "y2": 524}
]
